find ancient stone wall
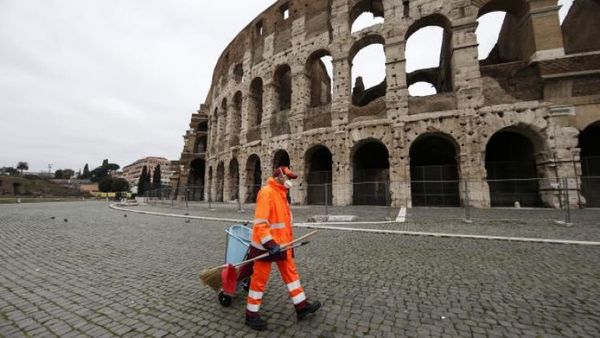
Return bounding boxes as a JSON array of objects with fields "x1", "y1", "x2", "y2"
[{"x1": 174, "y1": 0, "x2": 600, "y2": 208}]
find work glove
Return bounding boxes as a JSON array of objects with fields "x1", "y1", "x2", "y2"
[
  {"x1": 263, "y1": 240, "x2": 282, "y2": 256},
  {"x1": 268, "y1": 244, "x2": 282, "y2": 256}
]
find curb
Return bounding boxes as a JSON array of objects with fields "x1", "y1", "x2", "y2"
[{"x1": 109, "y1": 204, "x2": 600, "y2": 246}]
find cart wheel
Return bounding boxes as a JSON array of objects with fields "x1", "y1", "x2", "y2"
[{"x1": 218, "y1": 292, "x2": 232, "y2": 307}]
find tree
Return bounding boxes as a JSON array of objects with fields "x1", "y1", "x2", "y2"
[
  {"x1": 81, "y1": 164, "x2": 90, "y2": 179},
  {"x1": 1, "y1": 167, "x2": 18, "y2": 176},
  {"x1": 152, "y1": 165, "x2": 162, "y2": 190},
  {"x1": 55, "y1": 169, "x2": 75, "y2": 179},
  {"x1": 138, "y1": 166, "x2": 148, "y2": 195},
  {"x1": 54, "y1": 170, "x2": 64, "y2": 179},
  {"x1": 16, "y1": 162, "x2": 29, "y2": 176},
  {"x1": 99, "y1": 177, "x2": 130, "y2": 193},
  {"x1": 90, "y1": 159, "x2": 120, "y2": 182}
]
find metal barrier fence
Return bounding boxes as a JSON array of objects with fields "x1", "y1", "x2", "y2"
[{"x1": 141, "y1": 176, "x2": 600, "y2": 225}]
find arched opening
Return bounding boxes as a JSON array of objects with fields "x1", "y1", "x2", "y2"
[
  {"x1": 476, "y1": 0, "x2": 528, "y2": 65},
  {"x1": 559, "y1": 0, "x2": 574, "y2": 24},
  {"x1": 410, "y1": 134, "x2": 460, "y2": 207},
  {"x1": 216, "y1": 162, "x2": 225, "y2": 202},
  {"x1": 249, "y1": 78, "x2": 263, "y2": 127},
  {"x1": 187, "y1": 158, "x2": 205, "y2": 201},
  {"x1": 579, "y1": 122, "x2": 600, "y2": 207},
  {"x1": 306, "y1": 50, "x2": 333, "y2": 107},
  {"x1": 352, "y1": 140, "x2": 390, "y2": 205},
  {"x1": 350, "y1": 36, "x2": 386, "y2": 107},
  {"x1": 408, "y1": 82, "x2": 438, "y2": 97},
  {"x1": 274, "y1": 64, "x2": 292, "y2": 111},
  {"x1": 273, "y1": 150, "x2": 291, "y2": 169},
  {"x1": 246, "y1": 155, "x2": 262, "y2": 203},
  {"x1": 195, "y1": 121, "x2": 208, "y2": 154},
  {"x1": 231, "y1": 91, "x2": 242, "y2": 142},
  {"x1": 350, "y1": 0, "x2": 384, "y2": 33},
  {"x1": 485, "y1": 130, "x2": 542, "y2": 207},
  {"x1": 228, "y1": 158, "x2": 240, "y2": 201},
  {"x1": 405, "y1": 15, "x2": 452, "y2": 96},
  {"x1": 306, "y1": 146, "x2": 333, "y2": 205}
]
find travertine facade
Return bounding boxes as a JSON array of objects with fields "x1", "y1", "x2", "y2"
[{"x1": 174, "y1": 0, "x2": 600, "y2": 208}]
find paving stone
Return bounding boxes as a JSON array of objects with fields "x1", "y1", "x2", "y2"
[{"x1": 0, "y1": 202, "x2": 599, "y2": 336}]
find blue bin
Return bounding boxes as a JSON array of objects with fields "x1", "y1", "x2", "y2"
[{"x1": 225, "y1": 224, "x2": 251, "y2": 265}]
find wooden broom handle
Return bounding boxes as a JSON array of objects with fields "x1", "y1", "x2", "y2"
[{"x1": 233, "y1": 230, "x2": 318, "y2": 268}]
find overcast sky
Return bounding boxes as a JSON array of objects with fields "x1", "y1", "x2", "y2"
[{"x1": 0, "y1": 0, "x2": 573, "y2": 173}]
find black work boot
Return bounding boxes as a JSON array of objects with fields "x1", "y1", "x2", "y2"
[
  {"x1": 296, "y1": 301, "x2": 321, "y2": 321},
  {"x1": 245, "y1": 315, "x2": 268, "y2": 331}
]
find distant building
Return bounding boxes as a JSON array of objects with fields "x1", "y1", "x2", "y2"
[{"x1": 121, "y1": 157, "x2": 174, "y2": 189}]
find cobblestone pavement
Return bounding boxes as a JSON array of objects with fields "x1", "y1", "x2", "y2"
[
  {"x1": 1, "y1": 202, "x2": 600, "y2": 337},
  {"x1": 136, "y1": 201, "x2": 600, "y2": 242}
]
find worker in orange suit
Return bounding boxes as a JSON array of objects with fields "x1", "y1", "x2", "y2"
[{"x1": 244, "y1": 166, "x2": 321, "y2": 331}]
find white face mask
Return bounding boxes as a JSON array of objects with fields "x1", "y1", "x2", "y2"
[{"x1": 284, "y1": 180, "x2": 294, "y2": 189}]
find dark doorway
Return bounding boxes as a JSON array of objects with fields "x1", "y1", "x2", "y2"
[
  {"x1": 306, "y1": 146, "x2": 333, "y2": 205},
  {"x1": 579, "y1": 123, "x2": 600, "y2": 207},
  {"x1": 273, "y1": 150, "x2": 290, "y2": 169},
  {"x1": 216, "y1": 162, "x2": 225, "y2": 202},
  {"x1": 229, "y1": 159, "x2": 240, "y2": 201},
  {"x1": 410, "y1": 135, "x2": 460, "y2": 206},
  {"x1": 188, "y1": 158, "x2": 205, "y2": 201},
  {"x1": 485, "y1": 130, "x2": 541, "y2": 207},
  {"x1": 246, "y1": 155, "x2": 262, "y2": 203},
  {"x1": 352, "y1": 141, "x2": 390, "y2": 205}
]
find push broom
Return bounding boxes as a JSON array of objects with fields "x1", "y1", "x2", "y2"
[{"x1": 200, "y1": 230, "x2": 318, "y2": 292}]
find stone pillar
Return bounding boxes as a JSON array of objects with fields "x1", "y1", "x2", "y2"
[
  {"x1": 290, "y1": 68, "x2": 308, "y2": 135},
  {"x1": 333, "y1": 144, "x2": 352, "y2": 206},
  {"x1": 223, "y1": 159, "x2": 231, "y2": 203},
  {"x1": 544, "y1": 106, "x2": 581, "y2": 208},
  {"x1": 525, "y1": 0, "x2": 565, "y2": 61},
  {"x1": 262, "y1": 78, "x2": 275, "y2": 140},
  {"x1": 331, "y1": 57, "x2": 351, "y2": 127},
  {"x1": 389, "y1": 126, "x2": 409, "y2": 207},
  {"x1": 239, "y1": 158, "x2": 248, "y2": 204},
  {"x1": 385, "y1": 38, "x2": 409, "y2": 123},
  {"x1": 451, "y1": 22, "x2": 484, "y2": 109}
]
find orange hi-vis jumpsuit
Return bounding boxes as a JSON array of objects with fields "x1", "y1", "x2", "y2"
[{"x1": 246, "y1": 178, "x2": 307, "y2": 316}]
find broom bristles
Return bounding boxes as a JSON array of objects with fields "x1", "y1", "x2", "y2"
[{"x1": 200, "y1": 265, "x2": 225, "y2": 291}]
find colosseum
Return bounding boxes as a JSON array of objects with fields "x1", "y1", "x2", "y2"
[{"x1": 171, "y1": 0, "x2": 600, "y2": 209}]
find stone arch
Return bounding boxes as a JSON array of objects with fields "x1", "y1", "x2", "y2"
[
  {"x1": 409, "y1": 133, "x2": 461, "y2": 206},
  {"x1": 245, "y1": 154, "x2": 262, "y2": 203},
  {"x1": 405, "y1": 14, "x2": 453, "y2": 94},
  {"x1": 476, "y1": 0, "x2": 529, "y2": 64},
  {"x1": 187, "y1": 158, "x2": 205, "y2": 201},
  {"x1": 349, "y1": 0, "x2": 384, "y2": 33},
  {"x1": 215, "y1": 162, "x2": 225, "y2": 202},
  {"x1": 228, "y1": 158, "x2": 240, "y2": 201},
  {"x1": 249, "y1": 77, "x2": 264, "y2": 127},
  {"x1": 351, "y1": 139, "x2": 390, "y2": 205},
  {"x1": 231, "y1": 91, "x2": 242, "y2": 141},
  {"x1": 272, "y1": 149, "x2": 291, "y2": 169},
  {"x1": 485, "y1": 126, "x2": 544, "y2": 207},
  {"x1": 273, "y1": 64, "x2": 292, "y2": 111},
  {"x1": 579, "y1": 121, "x2": 600, "y2": 207},
  {"x1": 305, "y1": 145, "x2": 333, "y2": 205},
  {"x1": 306, "y1": 49, "x2": 333, "y2": 108},
  {"x1": 349, "y1": 34, "x2": 387, "y2": 107}
]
